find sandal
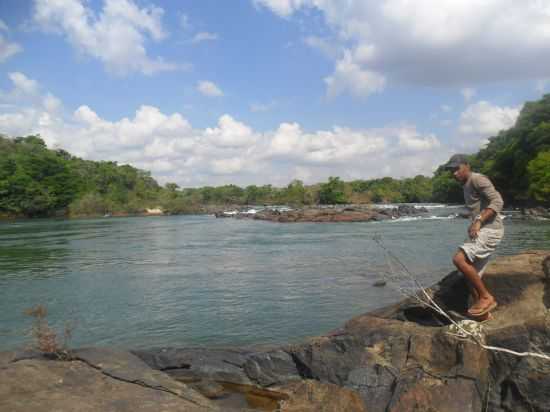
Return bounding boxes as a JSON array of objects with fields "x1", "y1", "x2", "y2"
[{"x1": 468, "y1": 299, "x2": 497, "y2": 316}]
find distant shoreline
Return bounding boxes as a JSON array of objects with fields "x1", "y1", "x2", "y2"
[{"x1": 1, "y1": 204, "x2": 549, "y2": 222}]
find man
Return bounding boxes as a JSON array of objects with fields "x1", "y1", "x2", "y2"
[{"x1": 445, "y1": 154, "x2": 504, "y2": 318}]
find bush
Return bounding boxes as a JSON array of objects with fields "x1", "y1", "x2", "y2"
[{"x1": 25, "y1": 304, "x2": 74, "y2": 360}]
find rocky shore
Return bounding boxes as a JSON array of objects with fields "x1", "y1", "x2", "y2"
[
  {"x1": 1, "y1": 250, "x2": 549, "y2": 411},
  {"x1": 216, "y1": 205, "x2": 429, "y2": 223}
]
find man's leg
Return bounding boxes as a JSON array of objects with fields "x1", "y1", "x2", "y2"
[{"x1": 453, "y1": 250, "x2": 496, "y2": 314}]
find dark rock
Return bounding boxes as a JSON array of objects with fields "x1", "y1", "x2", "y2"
[
  {"x1": 133, "y1": 347, "x2": 254, "y2": 385},
  {"x1": 522, "y1": 207, "x2": 550, "y2": 219},
  {"x1": 243, "y1": 349, "x2": 301, "y2": 386},
  {"x1": 373, "y1": 280, "x2": 387, "y2": 287},
  {"x1": 397, "y1": 204, "x2": 428, "y2": 216}
]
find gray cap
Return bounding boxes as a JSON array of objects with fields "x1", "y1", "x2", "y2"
[{"x1": 444, "y1": 154, "x2": 469, "y2": 169}]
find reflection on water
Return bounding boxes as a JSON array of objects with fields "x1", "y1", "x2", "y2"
[{"x1": 0, "y1": 213, "x2": 549, "y2": 350}]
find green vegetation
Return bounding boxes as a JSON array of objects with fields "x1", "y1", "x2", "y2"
[
  {"x1": 432, "y1": 94, "x2": 550, "y2": 205},
  {"x1": 1, "y1": 94, "x2": 549, "y2": 217}
]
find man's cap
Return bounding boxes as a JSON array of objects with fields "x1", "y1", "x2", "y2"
[{"x1": 444, "y1": 154, "x2": 469, "y2": 169}]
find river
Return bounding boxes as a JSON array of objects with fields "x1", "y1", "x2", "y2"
[{"x1": 1, "y1": 205, "x2": 549, "y2": 350}]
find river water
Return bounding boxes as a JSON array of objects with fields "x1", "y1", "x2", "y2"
[{"x1": 1, "y1": 205, "x2": 549, "y2": 350}]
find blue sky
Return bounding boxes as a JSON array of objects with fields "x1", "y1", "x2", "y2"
[{"x1": 0, "y1": 0, "x2": 548, "y2": 187}]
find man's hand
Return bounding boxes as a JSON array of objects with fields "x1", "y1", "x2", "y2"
[{"x1": 468, "y1": 220, "x2": 481, "y2": 239}]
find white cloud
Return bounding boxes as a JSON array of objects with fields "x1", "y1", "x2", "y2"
[
  {"x1": 324, "y1": 51, "x2": 386, "y2": 98},
  {"x1": 8, "y1": 72, "x2": 39, "y2": 95},
  {"x1": 0, "y1": 19, "x2": 9, "y2": 32},
  {"x1": 458, "y1": 100, "x2": 520, "y2": 149},
  {"x1": 33, "y1": 0, "x2": 176, "y2": 75},
  {"x1": 256, "y1": 1, "x2": 550, "y2": 96},
  {"x1": 253, "y1": 0, "x2": 310, "y2": 17},
  {"x1": 205, "y1": 115, "x2": 255, "y2": 148},
  {"x1": 197, "y1": 80, "x2": 224, "y2": 97},
  {"x1": 192, "y1": 31, "x2": 218, "y2": 43},
  {"x1": 0, "y1": 72, "x2": 450, "y2": 186},
  {"x1": 441, "y1": 105, "x2": 452, "y2": 112},
  {"x1": 43, "y1": 94, "x2": 62, "y2": 112},
  {"x1": 398, "y1": 129, "x2": 440, "y2": 151}
]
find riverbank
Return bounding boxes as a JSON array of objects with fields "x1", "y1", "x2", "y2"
[{"x1": 2, "y1": 250, "x2": 549, "y2": 411}]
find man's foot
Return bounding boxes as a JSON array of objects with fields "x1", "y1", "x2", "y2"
[{"x1": 468, "y1": 296, "x2": 497, "y2": 316}]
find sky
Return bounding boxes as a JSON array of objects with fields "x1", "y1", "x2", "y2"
[{"x1": 0, "y1": 0, "x2": 547, "y2": 188}]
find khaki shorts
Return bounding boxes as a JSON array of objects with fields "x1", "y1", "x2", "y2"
[{"x1": 459, "y1": 227, "x2": 504, "y2": 277}]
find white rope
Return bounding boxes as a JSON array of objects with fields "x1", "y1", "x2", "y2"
[{"x1": 373, "y1": 236, "x2": 550, "y2": 362}]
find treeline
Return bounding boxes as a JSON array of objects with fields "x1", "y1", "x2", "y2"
[
  {"x1": 0, "y1": 136, "x2": 163, "y2": 217},
  {"x1": 1, "y1": 94, "x2": 549, "y2": 217},
  {"x1": 0, "y1": 134, "x2": 434, "y2": 217},
  {"x1": 175, "y1": 174, "x2": 433, "y2": 209}
]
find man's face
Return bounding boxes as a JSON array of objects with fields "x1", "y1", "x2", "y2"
[{"x1": 451, "y1": 163, "x2": 470, "y2": 183}]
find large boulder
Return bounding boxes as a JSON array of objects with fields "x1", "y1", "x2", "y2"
[{"x1": 0, "y1": 351, "x2": 216, "y2": 412}]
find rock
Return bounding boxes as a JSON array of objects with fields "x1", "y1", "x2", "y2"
[
  {"x1": 243, "y1": 349, "x2": 301, "y2": 386},
  {"x1": 133, "y1": 347, "x2": 254, "y2": 385},
  {"x1": 0, "y1": 359, "x2": 216, "y2": 412},
  {"x1": 0, "y1": 350, "x2": 16, "y2": 367},
  {"x1": 191, "y1": 380, "x2": 228, "y2": 399},
  {"x1": 373, "y1": 280, "x2": 387, "y2": 287},
  {"x1": 276, "y1": 380, "x2": 367, "y2": 412},
  {"x1": 397, "y1": 204, "x2": 428, "y2": 216},
  {"x1": 72, "y1": 347, "x2": 212, "y2": 407},
  {"x1": 523, "y1": 207, "x2": 550, "y2": 220}
]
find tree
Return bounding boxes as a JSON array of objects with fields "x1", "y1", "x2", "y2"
[
  {"x1": 319, "y1": 177, "x2": 347, "y2": 204},
  {"x1": 527, "y1": 151, "x2": 550, "y2": 204},
  {"x1": 432, "y1": 172, "x2": 463, "y2": 204}
]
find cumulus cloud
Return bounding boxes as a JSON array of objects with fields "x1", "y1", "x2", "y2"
[
  {"x1": 192, "y1": 31, "x2": 218, "y2": 43},
  {"x1": 0, "y1": 72, "x2": 449, "y2": 186},
  {"x1": 253, "y1": 0, "x2": 310, "y2": 17},
  {"x1": 197, "y1": 80, "x2": 224, "y2": 97},
  {"x1": 458, "y1": 101, "x2": 520, "y2": 149},
  {"x1": 255, "y1": 1, "x2": 550, "y2": 96},
  {"x1": 0, "y1": 20, "x2": 22, "y2": 63},
  {"x1": 8, "y1": 72, "x2": 39, "y2": 95},
  {"x1": 324, "y1": 51, "x2": 386, "y2": 98},
  {"x1": 32, "y1": 0, "x2": 176, "y2": 75}
]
